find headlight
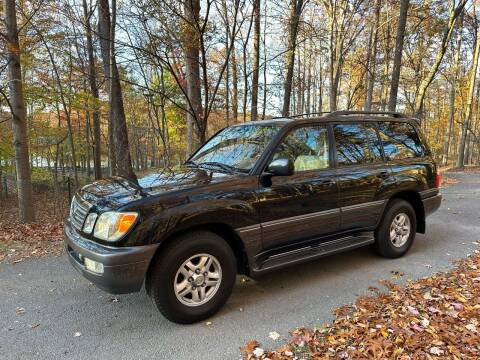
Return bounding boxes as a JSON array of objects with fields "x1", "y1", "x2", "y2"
[
  {"x1": 82, "y1": 213, "x2": 98, "y2": 233},
  {"x1": 93, "y1": 212, "x2": 138, "y2": 241}
]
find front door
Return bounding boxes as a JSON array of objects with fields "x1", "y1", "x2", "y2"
[
  {"x1": 332, "y1": 122, "x2": 393, "y2": 231},
  {"x1": 256, "y1": 124, "x2": 339, "y2": 250}
]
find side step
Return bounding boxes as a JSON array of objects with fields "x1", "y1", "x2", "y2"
[{"x1": 251, "y1": 233, "x2": 375, "y2": 276}]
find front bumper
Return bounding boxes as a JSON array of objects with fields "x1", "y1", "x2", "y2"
[{"x1": 64, "y1": 220, "x2": 159, "y2": 294}]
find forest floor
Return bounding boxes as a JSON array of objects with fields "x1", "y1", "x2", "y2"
[
  {"x1": 0, "y1": 193, "x2": 68, "y2": 263},
  {"x1": 1, "y1": 170, "x2": 479, "y2": 359}
]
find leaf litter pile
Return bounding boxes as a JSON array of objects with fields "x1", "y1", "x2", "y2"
[
  {"x1": 243, "y1": 249, "x2": 480, "y2": 359},
  {"x1": 0, "y1": 195, "x2": 67, "y2": 264}
]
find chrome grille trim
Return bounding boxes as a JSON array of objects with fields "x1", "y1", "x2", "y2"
[{"x1": 70, "y1": 195, "x2": 91, "y2": 231}]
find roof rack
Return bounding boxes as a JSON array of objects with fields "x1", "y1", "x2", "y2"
[
  {"x1": 288, "y1": 112, "x2": 330, "y2": 118},
  {"x1": 325, "y1": 110, "x2": 406, "y2": 118}
]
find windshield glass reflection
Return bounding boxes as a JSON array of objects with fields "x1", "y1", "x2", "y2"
[{"x1": 190, "y1": 124, "x2": 281, "y2": 172}]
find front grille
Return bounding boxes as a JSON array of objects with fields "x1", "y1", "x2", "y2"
[{"x1": 70, "y1": 195, "x2": 91, "y2": 231}]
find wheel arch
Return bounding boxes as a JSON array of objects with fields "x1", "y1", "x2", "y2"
[
  {"x1": 145, "y1": 223, "x2": 250, "y2": 295},
  {"x1": 389, "y1": 190, "x2": 425, "y2": 233}
]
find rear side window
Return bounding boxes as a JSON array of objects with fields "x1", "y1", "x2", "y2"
[
  {"x1": 333, "y1": 123, "x2": 383, "y2": 166},
  {"x1": 377, "y1": 122, "x2": 425, "y2": 160}
]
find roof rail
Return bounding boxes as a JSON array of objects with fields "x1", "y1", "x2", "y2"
[
  {"x1": 325, "y1": 110, "x2": 407, "y2": 119},
  {"x1": 289, "y1": 112, "x2": 330, "y2": 118}
]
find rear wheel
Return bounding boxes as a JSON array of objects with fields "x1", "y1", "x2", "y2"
[
  {"x1": 373, "y1": 199, "x2": 416, "y2": 258},
  {"x1": 148, "y1": 231, "x2": 236, "y2": 324}
]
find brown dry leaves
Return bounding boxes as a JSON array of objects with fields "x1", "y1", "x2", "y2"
[
  {"x1": 243, "y1": 252, "x2": 480, "y2": 360},
  {"x1": 0, "y1": 195, "x2": 67, "y2": 263}
]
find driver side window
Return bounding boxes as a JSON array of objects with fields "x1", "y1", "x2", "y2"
[{"x1": 273, "y1": 125, "x2": 329, "y2": 172}]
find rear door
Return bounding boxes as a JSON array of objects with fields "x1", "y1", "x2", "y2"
[
  {"x1": 256, "y1": 124, "x2": 339, "y2": 250},
  {"x1": 332, "y1": 122, "x2": 393, "y2": 231}
]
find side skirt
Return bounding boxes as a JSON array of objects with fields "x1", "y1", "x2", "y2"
[{"x1": 250, "y1": 232, "x2": 375, "y2": 276}]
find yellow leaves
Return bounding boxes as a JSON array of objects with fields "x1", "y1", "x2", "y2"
[{"x1": 244, "y1": 252, "x2": 480, "y2": 359}]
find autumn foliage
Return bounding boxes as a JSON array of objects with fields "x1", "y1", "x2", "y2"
[{"x1": 243, "y1": 250, "x2": 480, "y2": 359}]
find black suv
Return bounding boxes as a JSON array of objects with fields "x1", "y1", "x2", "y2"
[{"x1": 64, "y1": 111, "x2": 442, "y2": 323}]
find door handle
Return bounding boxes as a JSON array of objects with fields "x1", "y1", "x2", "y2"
[
  {"x1": 319, "y1": 179, "x2": 334, "y2": 186},
  {"x1": 378, "y1": 171, "x2": 390, "y2": 179}
]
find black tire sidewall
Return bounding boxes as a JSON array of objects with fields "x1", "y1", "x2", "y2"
[
  {"x1": 150, "y1": 231, "x2": 236, "y2": 323},
  {"x1": 375, "y1": 200, "x2": 416, "y2": 258}
]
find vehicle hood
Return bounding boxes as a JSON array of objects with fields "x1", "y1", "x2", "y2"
[{"x1": 78, "y1": 167, "x2": 239, "y2": 209}]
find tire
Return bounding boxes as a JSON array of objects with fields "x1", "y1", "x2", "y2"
[
  {"x1": 148, "y1": 231, "x2": 236, "y2": 324},
  {"x1": 373, "y1": 199, "x2": 417, "y2": 258}
]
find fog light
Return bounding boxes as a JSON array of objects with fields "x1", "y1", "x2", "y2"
[{"x1": 84, "y1": 257, "x2": 104, "y2": 274}]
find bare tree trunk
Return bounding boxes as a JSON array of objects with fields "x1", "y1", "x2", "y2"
[
  {"x1": 83, "y1": 0, "x2": 102, "y2": 180},
  {"x1": 306, "y1": 49, "x2": 312, "y2": 114},
  {"x1": 242, "y1": 11, "x2": 254, "y2": 122},
  {"x1": 98, "y1": 0, "x2": 136, "y2": 181},
  {"x1": 232, "y1": 48, "x2": 239, "y2": 121},
  {"x1": 282, "y1": 0, "x2": 304, "y2": 117},
  {"x1": 457, "y1": 15, "x2": 480, "y2": 168},
  {"x1": 225, "y1": 24, "x2": 230, "y2": 126},
  {"x1": 388, "y1": 0, "x2": 409, "y2": 112},
  {"x1": 365, "y1": 0, "x2": 381, "y2": 111},
  {"x1": 413, "y1": 0, "x2": 467, "y2": 118},
  {"x1": 4, "y1": 0, "x2": 35, "y2": 222},
  {"x1": 442, "y1": 14, "x2": 463, "y2": 166},
  {"x1": 261, "y1": 0, "x2": 268, "y2": 119},
  {"x1": 251, "y1": 0, "x2": 261, "y2": 121},
  {"x1": 183, "y1": 0, "x2": 203, "y2": 152}
]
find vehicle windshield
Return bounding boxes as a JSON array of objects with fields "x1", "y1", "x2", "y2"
[{"x1": 189, "y1": 124, "x2": 281, "y2": 172}]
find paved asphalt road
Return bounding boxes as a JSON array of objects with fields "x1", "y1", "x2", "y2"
[{"x1": 1, "y1": 171, "x2": 480, "y2": 360}]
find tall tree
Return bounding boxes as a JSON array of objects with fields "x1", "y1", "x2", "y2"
[
  {"x1": 3, "y1": 0, "x2": 35, "y2": 222},
  {"x1": 388, "y1": 0, "x2": 409, "y2": 112},
  {"x1": 442, "y1": 11, "x2": 463, "y2": 166},
  {"x1": 413, "y1": 0, "x2": 467, "y2": 117},
  {"x1": 457, "y1": 12, "x2": 480, "y2": 168},
  {"x1": 282, "y1": 0, "x2": 304, "y2": 117},
  {"x1": 183, "y1": 0, "x2": 203, "y2": 153},
  {"x1": 364, "y1": 0, "x2": 381, "y2": 111},
  {"x1": 83, "y1": 0, "x2": 102, "y2": 180},
  {"x1": 323, "y1": 0, "x2": 365, "y2": 112},
  {"x1": 251, "y1": 0, "x2": 261, "y2": 121},
  {"x1": 98, "y1": 0, "x2": 136, "y2": 181}
]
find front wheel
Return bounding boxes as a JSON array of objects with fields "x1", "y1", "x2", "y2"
[
  {"x1": 148, "y1": 231, "x2": 236, "y2": 324},
  {"x1": 373, "y1": 199, "x2": 416, "y2": 258}
]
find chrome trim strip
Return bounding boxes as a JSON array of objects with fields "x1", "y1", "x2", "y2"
[
  {"x1": 237, "y1": 224, "x2": 262, "y2": 233},
  {"x1": 262, "y1": 208, "x2": 340, "y2": 228},
  {"x1": 236, "y1": 200, "x2": 387, "y2": 233},
  {"x1": 341, "y1": 200, "x2": 386, "y2": 212}
]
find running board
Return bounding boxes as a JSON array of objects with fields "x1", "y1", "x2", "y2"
[{"x1": 251, "y1": 233, "x2": 375, "y2": 276}]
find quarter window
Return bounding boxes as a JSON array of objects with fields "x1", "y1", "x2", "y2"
[
  {"x1": 333, "y1": 123, "x2": 383, "y2": 165},
  {"x1": 272, "y1": 125, "x2": 329, "y2": 172},
  {"x1": 377, "y1": 122, "x2": 425, "y2": 160}
]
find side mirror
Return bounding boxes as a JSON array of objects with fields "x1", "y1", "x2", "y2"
[{"x1": 267, "y1": 158, "x2": 294, "y2": 176}]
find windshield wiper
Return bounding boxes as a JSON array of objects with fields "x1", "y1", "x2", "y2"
[
  {"x1": 184, "y1": 160, "x2": 198, "y2": 167},
  {"x1": 197, "y1": 161, "x2": 241, "y2": 174}
]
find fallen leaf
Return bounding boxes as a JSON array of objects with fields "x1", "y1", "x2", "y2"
[
  {"x1": 269, "y1": 331, "x2": 280, "y2": 341},
  {"x1": 15, "y1": 307, "x2": 25, "y2": 315},
  {"x1": 429, "y1": 346, "x2": 444, "y2": 355},
  {"x1": 252, "y1": 348, "x2": 264, "y2": 357}
]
